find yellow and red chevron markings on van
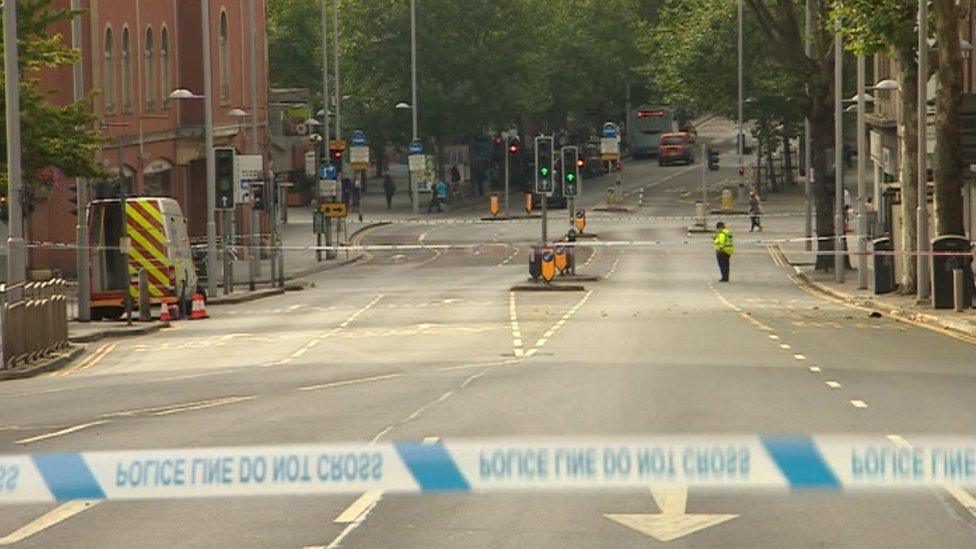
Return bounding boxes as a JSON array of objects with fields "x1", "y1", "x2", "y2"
[{"x1": 125, "y1": 200, "x2": 170, "y2": 299}]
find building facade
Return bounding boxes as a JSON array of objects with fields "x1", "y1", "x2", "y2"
[{"x1": 28, "y1": 0, "x2": 269, "y2": 277}]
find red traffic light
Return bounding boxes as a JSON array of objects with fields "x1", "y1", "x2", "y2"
[
  {"x1": 331, "y1": 149, "x2": 343, "y2": 160},
  {"x1": 576, "y1": 157, "x2": 585, "y2": 168},
  {"x1": 508, "y1": 138, "x2": 520, "y2": 155}
]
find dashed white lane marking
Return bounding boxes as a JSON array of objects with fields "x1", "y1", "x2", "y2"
[
  {"x1": 0, "y1": 500, "x2": 101, "y2": 545},
  {"x1": 808, "y1": 366, "x2": 822, "y2": 373},
  {"x1": 509, "y1": 292, "x2": 525, "y2": 357},
  {"x1": 15, "y1": 420, "x2": 109, "y2": 445},
  {"x1": 266, "y1": 294, "x2": 384, "y2": 366},
  {"x1": 850, "y1": 399, "x2": 868, "y2": 408},
  {"x1": 498, "y1": 247, "x2": 519, "y2": 266},
  {"x1": 582, "y1": 248, "x2": 598, "y2": 267},
  {"x1": 769, "y1": 335, "x2": 780, "y2": 340},
  {"x1": 524, "y1": 290, "x2": 593, "y2": 358},
  {"x1": 779, "y1": 344, "x2": 791, "y2": 350},
  {"x1": 603, "y1": 256, "x2": 622, "y2": 280},
  {"x1": 825, "y1": 381, "x2": 843, "y2": 390},
  {"x1": 299, "y1": 373, "x2": 402, "y2": 392},
  {"x1": 334, "y1": 490, "x2": 384, "y2": 524},
  {"x1": 793, "y1": 354, "x2": 806, "y2": 360},
  {"x1": 886, "y1": 434, "x2": 912, "y2": 449}
]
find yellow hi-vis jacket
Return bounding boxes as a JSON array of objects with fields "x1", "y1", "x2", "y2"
[{"x1": 714, "y1": 227, "x2": 734, "y2": 255}]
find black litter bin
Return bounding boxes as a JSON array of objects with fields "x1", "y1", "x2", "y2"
[
  {"x1": 566, "y1": 230, "x2": 577, "y2": 272},
  {"x1": 872, "y1": 237, "x2": 895, "y2": 295},
  {"x1": 930, "y1": 235, "x2": 974, "y2": 309},
  {"x1": 528, "y1": 246, "x2": 543, "y2": 281}
]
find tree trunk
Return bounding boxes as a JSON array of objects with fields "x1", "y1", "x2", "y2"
[
  {"x1": 783, "y1": 124, "x2": 794, "y2": 185},
  {"x1": 810, "y1": 83, "x2": 837, "y2": 272},
  {"x1": 931, "y1": 0, "x2": 966, "y2": 236},
  {"x1": 895, "y1": 45, "x2": 918, "y2": 294}
]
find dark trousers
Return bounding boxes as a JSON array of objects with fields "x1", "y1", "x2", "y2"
[
  {"x1": 427, "y1": 196, "x2": 442, "y2": 213},
  {"x1": 716, "y1": 251, "x2": 731, "y2": 281},
  {"x1": 385, "y1": 194, "x2": 393, "y2": 209},
  {"x1": 750, "y1": 215, "x2": 762, "y2": 231}
]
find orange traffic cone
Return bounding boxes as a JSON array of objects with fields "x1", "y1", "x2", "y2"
[
  {"x1": 189, "y1": 292, "x2": 209, "y2": 320},
  {"x1": 159, "y1": 304, "x2": 171, "y2": 322}
]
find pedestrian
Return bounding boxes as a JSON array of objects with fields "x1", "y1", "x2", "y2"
[
  {"x1": 714, "y1": 221, "x2": 734, "y2": 282},
  {"x1": 748, "y1": 190, "x2": 763, "y2": 232},
  {"x1": 341, "y1": 176, "x2": 353, "y2": 209},
  {"x1": 436, "y1": 179, "x2": 449, "y2": 211},
  {"x1": 383, "y1": 175, "x2": 396, "y2": 210}
]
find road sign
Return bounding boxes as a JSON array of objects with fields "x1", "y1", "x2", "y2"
[
  {"x1": 575, "y1": 208, "x2": 586, "y2": 233},
  {"x1": 321, "y1": 202, "x2": 347, "y2": 218},
  {"x1": 305, "y1": 151, "x2": 317, "y2": 177},
  {"x1": 351, "y1": 130, "x2": 367, "y2": 147},
  {"x1": 600, "y1": 137, "x2": 620, "y2": 161},
  {"x1": 409, "y1": 139, "x2": 423, "y2": 155},
  {"x1": 409, "y1": 153, "x2": 426, "y2": 172},
  {"x1": 317, "y1": 179, "x2": 339, "y2": 197},
  {"x1": 350, "y1": 145, "x2": 370, "y2": 171},
  {"x1": 329, "y1": 139, "x2": 347, "y2": 151},
  {"x1": 541, "y1": 249, "x2": 556, "y2": 283},
  {"x1": 554, "y1": 245, "x2": 568, "y2": 272},
  {"x1": 235, "y1": 155, "x2": 263, "y2": 204},
  {"x1": 602, "y1": 122, "x2": 620, "y2": 139},
  {"x1": 319, "y1": 162, "x2": 337, "y2": 181}
]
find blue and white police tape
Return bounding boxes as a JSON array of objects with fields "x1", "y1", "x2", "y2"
[{"x1": 2, "y1": 436, "x2": 974, "y2": 503}]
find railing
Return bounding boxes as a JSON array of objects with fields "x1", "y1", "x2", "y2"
[{"x1": 1, "y1": 278, "x2": 70, "y2": 369}]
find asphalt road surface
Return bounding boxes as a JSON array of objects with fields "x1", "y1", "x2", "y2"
[{"x1": 1, "y1": 120, "x2": 975, "y2": 548}]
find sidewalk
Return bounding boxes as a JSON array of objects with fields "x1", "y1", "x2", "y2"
[{"x1": 764, "y1": 181, "x2": 976, "y2": 340}]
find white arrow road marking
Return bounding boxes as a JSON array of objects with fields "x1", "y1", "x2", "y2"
[
  {"x1": 605, "y1": 487, "x2": 738, "y2": 542},
  {"x1": 0, "y1": 500, "x2": 100, "y2": 545}
]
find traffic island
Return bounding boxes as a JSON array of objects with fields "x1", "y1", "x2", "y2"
[
  {"x1": 574, "y1": 233, "x2": 599, "y2": 239},
  {"x1": 554, "y1": 274, "x2": 601, "y2": 283},
  {"x1": 593, "y1": 206, "x2": 633, "y2": 213},
  {"x1": 0, "y1": 346, "x2": 84, "y2": 381},
  {"x1": 510, "y1": 283, "x2": 586, "y2": 292},
  {"x1": 479, "y1": 215, "x2": 541, "y2": 221}
]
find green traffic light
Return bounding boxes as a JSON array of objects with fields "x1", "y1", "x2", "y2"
[
  {"x1": 540, "y1": 167, "x2": 550, "y2": 176},
  {"x1": 566, "y1": 173, "x2": 576, "y2": 182}
]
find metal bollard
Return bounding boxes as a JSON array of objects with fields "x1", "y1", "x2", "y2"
[
  {"x1": 954, "y1": 268, "x2": 965, "y2": 312},
  {"x1": 138, "y1": 269, "x2": 151, "y2": 322}
]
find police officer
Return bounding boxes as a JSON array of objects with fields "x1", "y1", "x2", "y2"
[{"x1": 714, "y1": 221, "x2": 734, "y2": 282}]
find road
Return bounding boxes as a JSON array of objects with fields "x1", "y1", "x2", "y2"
[{"x1": 1, "y1": 119, "x2": 975, "y2": 548}]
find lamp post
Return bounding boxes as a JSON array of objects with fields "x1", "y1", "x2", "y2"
[
  {"x1": 396, "y1": 101, "x2": 419, "y2": 213},
  {"x1": 4, "y1": 0, "x2": 26, "y2": 304},
  {"x1": 410, "y1": 0, "x2": 419, "y2": 214},
  {"x1": 737, "y1": 0, "x2": 744, "y2": 164},
  {"x1": 804, "y1": 0, "x2": 813, "y2": 252},
  {"x1": 917, "y1": 0, "x2": 929, "y2": 301},
  {"x1": 834, "y1": 18, "x2": 845, "y2": 283}
]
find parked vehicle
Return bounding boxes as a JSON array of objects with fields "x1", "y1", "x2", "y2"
[
  {"x1": 89, "y1": 197, "x2": 199, "y2": 320},
  {"x1": 658, "y1": 132, "x2": 696, "y2": 166}
]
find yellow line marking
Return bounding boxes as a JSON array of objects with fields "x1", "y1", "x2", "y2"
[
  {"x1": 0, "y1": 500, "x2": 101, "y2": 545},
  {"x1": 54, "y1": 342, "x2": 118, "y2": 377},
  {"x1": 299, "y1": 373, "x2": 402, "y2": 392},
  {"x1": 850, "y1": 399, "x2": 868, "y2": 408},
  {"x1": 16, "y1": 420, "x2": 109, "y2": 445}
]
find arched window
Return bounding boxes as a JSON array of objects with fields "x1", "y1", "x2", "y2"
[
  {"x1": 218, "y1": 11, "x2": 230, "y2": 103},
  {"x1": 145, "y1": 26, "x2": 155, "y2": 110},
  {"x1": 161, "y1": 27, "x2": 170, "y2": 108},
  {"x1": 121, "y1": 27, "x2": 132, "y2": 112},
  {"x1": 103, "y1": 27, "x2": 116, "y2": 114}
]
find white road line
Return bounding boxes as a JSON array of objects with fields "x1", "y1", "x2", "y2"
[
  {"x1": 825, "y1": 381, "x2": 843, "y2": 390},
  {"x1": 152, "y1": 395, "x2": 255, "y2": 416},
  {"x1": 808, "y1": 366, "x2": 822, "y2": 373},
  {"x1": 850, "y1": 399, "x2": 868, "y2": 408},
  {"x1": 946, "y1": 486, "x2": 976, "y2": 521},
  {"x1": 299, "y1": 373, "x2": 402, "y2": 392},
  {"x1": 334, "y1": 490, "x2": 384, "y2": 524},
  {"x1": 793, "y1": 354, "x2": 806, "y2": 360},
  {"x1": 0, "y1": 500, "x2": 101, "y2": 545},
  {"x1": 779, "y1": 344, "x2": 791, "y2": 350},
  {"x1": 769, "y1": 334, "x2": 780, "y2": 340},
  {"x1": 16, "y1": 420, "x2": 109, "y2": 445},
  {"x1": 509, "y1": 292, "x2": 524, "y2": 357},
  {"x1": 886, "y1": 434, "x2": 913, "y2": 449}
]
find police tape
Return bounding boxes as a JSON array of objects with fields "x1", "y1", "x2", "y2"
[
  {"x1": 2, "y1": 436, "x2": 974, "y2": 503},
  {"x1": 293, "y1": 211, "x2": 807, "y2": 226}
]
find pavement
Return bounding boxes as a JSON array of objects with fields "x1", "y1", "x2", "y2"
[{"x1": 1, "y1": 118, "x2": 975, "y2": 548}]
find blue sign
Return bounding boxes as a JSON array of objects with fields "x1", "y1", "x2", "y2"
[
  {"x1": 351, "y1": 130, "x2": 367, "y2": 147},
  {"x1": 602, "y1": 122, "x2": 619, "y2": 139},
  {"x1": 319, "y1": 162, "x2": 337, "y2": 180},
  {"x1": 409, "y1": 139, "x2": 423, "y2": 155}
]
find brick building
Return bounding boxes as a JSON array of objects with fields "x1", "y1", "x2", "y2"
[{"x1": 29, "y1": 0, "x2": 269, "y2": 276}]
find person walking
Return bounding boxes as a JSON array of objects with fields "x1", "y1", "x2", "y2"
[
  {"x1": 436, "y1": 179, "x2": 449, "y2": 211},
  {"x1": 383, "y1": 175, "x2": 396, "y2": 210},
  {"x1": 748, "y1": 190, "x2": 763, "y2": 232},
  {"x1": 714, "y1": 221, "x2": 734, "y2": 282}
]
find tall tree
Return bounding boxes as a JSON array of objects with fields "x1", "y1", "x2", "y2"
[
  {"x1": 744, "y1": 0, "x2": 838, "y2": 270},
  {"x1": 833, "y1": 0, "x2": 920, "y2": 293},
  {"x1": 931, "y1": 0, "x2": 969, "y2": 236},
  {"x1": 0, "y1": 0, "x2": 103, "y2": 202}
]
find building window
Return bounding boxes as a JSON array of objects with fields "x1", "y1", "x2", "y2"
[
  {"x1": 103, "y1": 27, "x2": 116, "y2": 114},
  {"x1": 219, "y1": 11, "x2": 230, "y2": 104},
  {"x1": 145, "y1": 27, "x2": 156, "y2": 110},
  {"x1": 121, "y1": 28, "x2": 132, "y2": 112},
  {"x1": 161, "y1": 27, "x2": 170, "y2": 108}
]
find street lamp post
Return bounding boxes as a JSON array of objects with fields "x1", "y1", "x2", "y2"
[
  {"x1": 737, "y1": 0, "x2": 744, "y2": 162},
  {"x1": 410, "y1": 0, "x2": 419, "y2": 214},
  {"x1": 4, "y1": 0, "x2": 26, "y2": 303},
  {"x1": 917, "y1": 0, "x2": 930, "y2": 301},
  {"x1": 834, "y1": 18, "x2": 845, "y2": 283},
  {"x1": 804, "y1": 0, "x2": 813, "y2": 252},
  {"x1": 856, "y1": 53, "x2": 868, "y2": 290}
]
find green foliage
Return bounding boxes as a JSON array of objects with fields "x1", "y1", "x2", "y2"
[
  {"x1": 831, "y1": 0, "x2": 917, "y2": 56},
  {"x1": 0, "y1": 0, "x2": 103, "y2": 196}
]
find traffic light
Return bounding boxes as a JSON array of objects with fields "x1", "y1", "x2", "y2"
[
  {"x1": 330, "y1": 148, "x2": 343, "y2": 162},
  {"x1": 577, "y1": 156, "x2": 586, "y2": 170},
  {"x1": 508, "y1": 137, "x2": 520, "y2": 155},
  {"x1": 215, "y1": 147, "x2": 236, "y2": 209},
  {"x1": 534, "y1": 136, "x2": 554, "y2": 194},
  {"x1": 68, "y1": 182, "x2": 80, "y2": 217},
  {"x1": 561, "y1": 146, "x2": 580, "y2": 197},
  {"x1": 707, "y1": 147, "x2": 720, "y2": 171}
]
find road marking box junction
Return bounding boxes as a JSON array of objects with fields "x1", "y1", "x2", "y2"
[{"x1": 1, "y1": 436, "x2": 975, "y2": 503}]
